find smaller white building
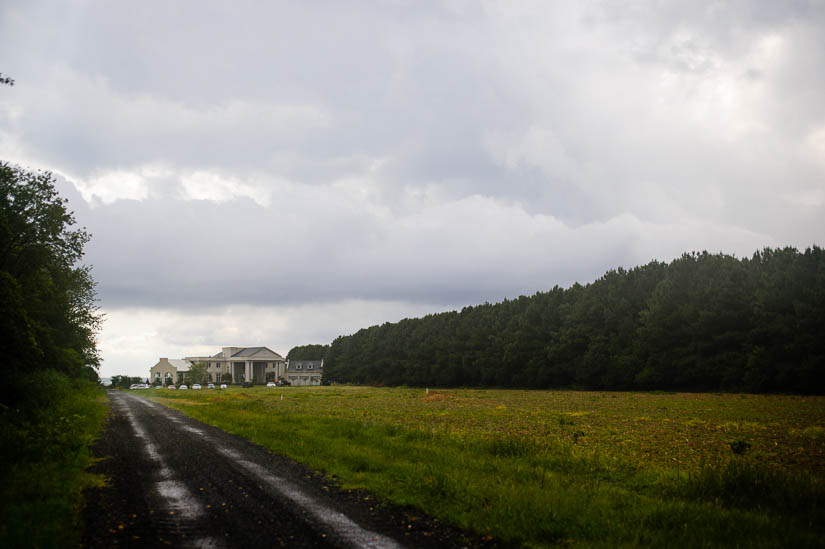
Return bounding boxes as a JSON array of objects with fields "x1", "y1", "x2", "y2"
[{"x1": 149, "y1": 358, "x2": 191, "y2": 385}]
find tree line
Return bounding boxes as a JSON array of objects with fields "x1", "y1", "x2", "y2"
[
  {"x1": 323, "y1": 247, "x2": 824, "y2": 393},
  {"x1": 109, "y1": 375, "x2": 145, "y2": 389},
  {"x1": 287, "y1": 344, "x2": 329, "y2": 360}
]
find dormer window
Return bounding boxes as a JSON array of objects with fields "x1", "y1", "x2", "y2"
[
  {"x1": 308, "y1": 364, "x2": 313, "y2": 370},
  {"x1": 296, "y1": 364, "x2": 302, "y2": 370}
]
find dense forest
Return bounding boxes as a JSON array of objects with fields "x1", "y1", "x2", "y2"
[{"x1": 323, "y1": 247, "x2": 825, "y2": 393}]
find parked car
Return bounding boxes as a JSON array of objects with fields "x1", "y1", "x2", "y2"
[
  {"x1": 220, "y1": 383, "x2": 227, "y2": 389},
  {"x1": 179, "y1": 385, "x2": 188, "y2": 390},
  {"x1": 266, "y1": 381, "x2": 276, "y2": 387},
  {"x1": 276, "y1": 380, "x2": 290, "y2": 386},
  {"x1": 242, "y1": 381, "x2": 252, "y2": 388},
  {"x1": 167, "y1": 385, "x2": 176, "y2": 389},
  {"x1": 207, "y1": 383, "x2": 215, "y2": 389},
  {"x1": 192, "y1": 384, "x2": 202, "y2": 390}
]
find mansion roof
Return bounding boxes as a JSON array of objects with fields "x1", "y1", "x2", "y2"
[{"x1": 185, "y1": 346, "x2": 285, "y2": 362}]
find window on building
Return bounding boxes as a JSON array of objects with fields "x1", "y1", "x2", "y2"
[
  {"x1": 296, "y1": 364, "x2": 302, "y2": 370},
  {"x1": 308, "y1": 364, "x2": 313, "y2": 369}
]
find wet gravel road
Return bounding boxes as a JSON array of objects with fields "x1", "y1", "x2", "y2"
[{"x1": 82, "y1": 391, "x2": 499, "y2": 548}]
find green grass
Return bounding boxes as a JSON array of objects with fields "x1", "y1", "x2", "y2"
[
  {"x1": 0, "y1": 371, "x2": 108, "y2": 548},
  {"x1": 146, "y1": 386, "x2": 825, "y2": 547}
]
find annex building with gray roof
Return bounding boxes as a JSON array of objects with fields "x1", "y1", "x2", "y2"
[{"x1": 284, "y1": 359, "x2": 323, "y2": 386}]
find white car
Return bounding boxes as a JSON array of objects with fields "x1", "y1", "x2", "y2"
[
  {"x1": 266, "y1": 381, "x2": 276, "y2": 387},
  {"x1": 220, "y1": 383, "x2": 228, "y2": 389},
  {"x1": 207, "y1": 383, "x2": 215, "y2": 389},
  {"x1": 179, "y1": 384, "x2": 188, "y2": 390},
  {"x1": 192, "y1": 384, "x2": 202, "y2": 390}
]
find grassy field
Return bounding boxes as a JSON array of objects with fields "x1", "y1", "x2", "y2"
[
  {"x1": 0, "y1": 373, "x2": 108, "y2": 548},
  {"x1": 145, "y1": 386, "x2": 825, "y2": 547}
]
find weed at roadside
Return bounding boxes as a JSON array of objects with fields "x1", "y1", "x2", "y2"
[{"x1": 0, "y1": 373, "x2": 107, "y2": 548}]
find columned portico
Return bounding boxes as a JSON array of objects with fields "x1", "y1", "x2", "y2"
[
  {"x1": 180, "y1": 346, "x2": 286, "y2": 385},
  {"x1": 231, "y1": 362, "x2": 245, "y2": 383}
]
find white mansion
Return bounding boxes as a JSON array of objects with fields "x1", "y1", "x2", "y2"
[{"x1": 149, "y1": 346, "x2": 324, "y2": 386}]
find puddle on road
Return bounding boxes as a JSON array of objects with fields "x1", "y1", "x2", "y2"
[
  {"x1": 154, "y1": 480, "x2": 203, "y2": 520},
  {"x1": 217, "y1": 447, "x2": 242, "y2": 460},
  {"x1": 122, "y1": 407, "x2": 163, "y2": 463}
]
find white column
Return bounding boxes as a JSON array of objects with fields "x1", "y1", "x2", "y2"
[{"x1": 245, "y1": 361, "x2": 251, "y2": 382}]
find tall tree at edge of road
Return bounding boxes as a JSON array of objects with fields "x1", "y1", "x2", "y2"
[{"x1": 0, "y1": 162, "x2": 102, "y2": 407}]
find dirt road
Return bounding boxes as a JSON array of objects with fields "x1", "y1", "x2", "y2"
[{"x1": 82, "y1": 391, "x2": 495, "y2": 548}]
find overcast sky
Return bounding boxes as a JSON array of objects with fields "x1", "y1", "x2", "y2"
[{"x1": 2, "y1": 1, "x2": 824, "y2": 379}]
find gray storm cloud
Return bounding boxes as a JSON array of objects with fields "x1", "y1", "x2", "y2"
[{"x1": 60, "y1": 177, "x2": 770, "y2": 310}]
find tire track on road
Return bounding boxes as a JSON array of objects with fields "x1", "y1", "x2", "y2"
[
  {"x1": 88, "y1": 392, "x2": 492, "y2": 548},
  {"x1": 112, "y1": 393, "x2": 222, "y2": 548}
]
